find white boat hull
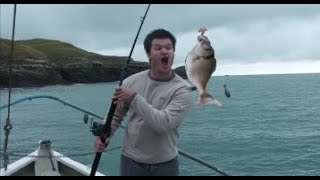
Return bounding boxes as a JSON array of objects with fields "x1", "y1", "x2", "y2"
[{"x1": 1, "y1": 150, "x2": 105, "y2": 176}]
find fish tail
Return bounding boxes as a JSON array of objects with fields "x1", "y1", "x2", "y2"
[{"x1": 198, "y1": 92, "x2": 222, "y2": 106}]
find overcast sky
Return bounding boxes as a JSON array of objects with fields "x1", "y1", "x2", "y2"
[{"x1": 1, "y1": 4, "x2": 320, "y2": 75}]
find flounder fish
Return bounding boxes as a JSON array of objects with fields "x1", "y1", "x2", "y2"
[{"x1": 185, "y1": 27, "x2": 222, "y2": 106}]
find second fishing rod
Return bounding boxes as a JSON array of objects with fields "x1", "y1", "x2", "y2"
[{"x1": 89, "y1": 4, "x2": 151, "y2": 176}]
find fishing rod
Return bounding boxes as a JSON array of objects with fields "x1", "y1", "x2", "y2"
[{"x1": 89, "y1": 4, "x2": 151, "y2": 176}]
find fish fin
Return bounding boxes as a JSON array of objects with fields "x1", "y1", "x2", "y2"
[{"x1": 198, "y1": 92, "x2": 222, "y2": 107}]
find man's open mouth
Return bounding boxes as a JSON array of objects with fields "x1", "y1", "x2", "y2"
[{"x1": 161, "y1": 57, "x2": 168, "y2": 65}]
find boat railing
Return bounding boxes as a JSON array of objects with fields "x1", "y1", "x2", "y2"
[{"x1": 1, "y1": 95, "x2": 229, "y2": 176}]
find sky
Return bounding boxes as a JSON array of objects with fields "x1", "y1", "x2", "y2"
[{"x1": 1, "y1": 4, "x2": 320, "y2": 76}]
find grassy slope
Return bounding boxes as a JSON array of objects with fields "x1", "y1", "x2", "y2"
[{"x1": 0, "y1": 38, "x2": 147, "y2": 68}]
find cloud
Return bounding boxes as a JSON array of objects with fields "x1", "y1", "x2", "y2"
[
  {"x1": 99, "y1": 13, "x2": 320, "y2": 65},
  {"x1": 1, "y1": 4, "x2": 320, "y2": 75},
  {"x1": 216, "y1": 60, "x2": 320, "y2": 76}
]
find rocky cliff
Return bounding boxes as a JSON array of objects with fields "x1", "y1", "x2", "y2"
[{"x1": 0, "y1": 60, "x2": 151, "y2": 88}]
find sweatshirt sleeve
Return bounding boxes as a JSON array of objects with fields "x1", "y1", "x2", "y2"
[
  {"x1": 109, "y1": 100, "x2": 129, "y2": 137},
  {"x1": 129, "y1": 87, "x2": 193, "y2": 134}
]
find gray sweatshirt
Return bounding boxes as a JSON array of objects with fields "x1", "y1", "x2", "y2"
[{"x1": 107, "y1": 70, "x2": 193, "y2": 164}]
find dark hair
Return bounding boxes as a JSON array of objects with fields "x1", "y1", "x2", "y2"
[{"x1": 143, "y1": 28, "x2": 176, "y2": 54}]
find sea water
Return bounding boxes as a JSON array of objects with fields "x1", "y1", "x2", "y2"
[{"x1": 1, "y1": 73, "x2": 320, "y2": 176}]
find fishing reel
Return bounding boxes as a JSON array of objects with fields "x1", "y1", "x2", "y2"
[{"x1": 83, "y1": 114, "x2": 104, "y2": 136}]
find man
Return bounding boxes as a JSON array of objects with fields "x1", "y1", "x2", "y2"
[{"x1": 94, "y1": 28, "x2": 193, "y2": 176}]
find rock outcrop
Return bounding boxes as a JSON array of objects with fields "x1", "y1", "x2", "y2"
[
  {"x1": 0, "y1": 61, "x2": 150, "y2": 88},
  {"x1": 0, "y1": 63, "x2": 189, "y2": 88}
]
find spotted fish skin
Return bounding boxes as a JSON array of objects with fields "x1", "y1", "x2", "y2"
[{"x1": 185, "y1": 28, "x2": 222, "y2": 106}]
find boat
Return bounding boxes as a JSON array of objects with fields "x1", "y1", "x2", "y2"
[
  {"x1": 0, "y1": 96, "x2": 107, "y2": 176},
  {"x1": 1, "y1": 140, "x2": 105, "y2": 176},
  {"x1": 1, "y1": 95, "x2": 229, "y2": 176}
]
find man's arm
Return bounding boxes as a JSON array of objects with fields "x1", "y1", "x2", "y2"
[{"x1": 130, "y1": 87, "x2": 193, "y2": 133}]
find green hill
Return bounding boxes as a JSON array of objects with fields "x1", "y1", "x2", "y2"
[
  {"x1": 0, "y1": 38, "x2": 186, "y2": 88},
  {"x1": 0, "y1": 38, "x2": 147, "y2": 68},
  {"x1": 0, "y1": 38, "x2": 151, "y2": 87},
  {"x1": 0, "y1": 38, "x2": 48, "y2": 61}
]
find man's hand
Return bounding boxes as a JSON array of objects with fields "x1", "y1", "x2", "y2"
[
  {"x1": 94, "y1": 137, "x2": 110, "y2": 152},
  {"x1": 112, "y1": 86, "x2": 134, "y2": 104}
]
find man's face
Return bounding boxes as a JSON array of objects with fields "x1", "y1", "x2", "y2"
[{"x1": 148, "y1": 38, "x2": 175, "y2": 75}]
